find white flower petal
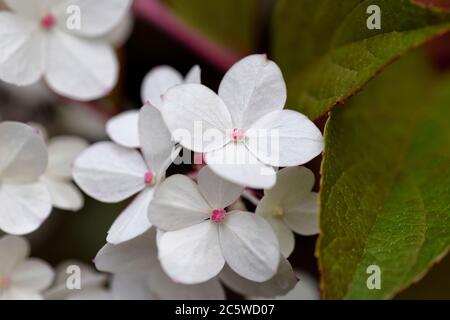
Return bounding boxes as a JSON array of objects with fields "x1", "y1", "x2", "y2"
[
  {"x1": 73, "y1": 142, "x2": 147, "y2": 203},
  {"x1": 158, "y1": 221, "x2": 225, "y2": 284},
  {"x1": 51, "y1": 0, "x2": 131, "y2": 37},
  {"x1": 42, "y1": 177, "x2": 84, "y2": 211},
  {"x1": 148, "y1": 175, "x2": 211, "y2": 231},
  {"x1": 107, "y1": 187, "x2": 155, "y2": 244},
  {"x1": 219, "y1": 211, "x2": 279, "y2": 282},
  {"x1": 140, "y1": 66, "x2": 183, "y2": 107},
  {"x1": 284, "y1": 193, "x2": 319, "y2": 236},
  {"x1": 205, "y1": 142, "x2": 276, "y2": 189},
  {"x1": 264, "y1": 217, "x2": 295, "y2": 258},
  {"x1": 0, "y1": 181, "x2": 52, "y2": 235},
  {"x1": 218, "y1": 54, "x2": 286, "y2": 129},
  {"x1": 0, "y1": 235, "x2": 29, "y2": 276},
  {"x1": 139, "y1": 104, "x2": 174, "y2": 175},
  {"x1": 4, "y1": 0, "x2": 52, "y2": 18},
  {"x1": 0, "y1": 12, "x2": 45, "y2": 86},
  {"x1": 220, "y1": 256, "x2": 297, "y2": 298},
  {"x1": 262, "y1": 167, "x2": 315, "y2": 202},
  {"x1": 95, "y1": 229, "x2": 160, "y2": 274},
  {"x1": 45, "y1": 29, "x2": 118, "y2": 101},
  {"x1": 246, "y1": 110, "x2": 323, "y2": 167},
  {"x1": 184, "y1": 65, "x2": 201, "y2": 84},
  {"x1": 0, "y1": 122, "x2": 48, "y2": 183},
  {"x1": 11, "y1": 258, "x2": 54, "y2": 291},
  {"x1": 161, "y1": 84, "x2": 232, "y2": 153},
  {"x1": 47, "y1": 136, "x2": 88, "y2": 179},
  {"x1": 258, "y1": 167, "x2": 319, "y2": 236},
  {"x1": 197, "y1": 166, "x2": 243, "y2": 209},
  {"x1": 106, "y1": 110, "x2": 140, "y2": 148}
]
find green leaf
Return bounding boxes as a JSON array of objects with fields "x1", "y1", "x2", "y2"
[
  {"x1": 164, "y1": 0, "x2": 260, "y2": 52},
  {"x1": 272, "y1": 0, "x2": 450, "y2": 119},
  {"x1": 318, "y1": 52, "x2": 450, "y2": 299}
]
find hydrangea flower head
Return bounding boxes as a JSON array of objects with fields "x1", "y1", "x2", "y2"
[{"x1": 160, "y1": 54, "x2": 324, "y2": 189}]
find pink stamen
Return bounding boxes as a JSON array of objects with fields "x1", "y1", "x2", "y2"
[
  {"x1": 231, "y1": 128, "x2": 244, "y2": 142},
  {"x1": 210, "y1": 209, "x2": 226, "y2": 224},
  {"x1": 144, "y1": 171, "x2": 154, "y2": 185},
  {"x1": 40, "y1": 14, "x2": 56, "y2": 29}
]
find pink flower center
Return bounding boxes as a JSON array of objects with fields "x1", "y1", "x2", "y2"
[
  {"x1": 144, "y1": 171, "x2": 154, "y2": 185},
  {"x1": 231, "y1": 128, "x2": 244, "y2": 142},
  {"x1": 0, "y1": 276, "x2": 11, "y2": 289},
  {"x1": 40, "y1": 14, "x2": 56, "y2": 29},
  {"x1": 210, "y1": 209, "x2": 226, "y2": 224}
]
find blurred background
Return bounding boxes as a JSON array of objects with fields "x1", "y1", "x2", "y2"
[{"x1": 1, "y1": 0, "x2": 449, "y2": 299}]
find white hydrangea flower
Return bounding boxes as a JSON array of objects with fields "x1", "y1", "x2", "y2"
[
  {"x1": 0, "y1": 235, "x2": 54, "y2": 300},
  {"x1": 0, "y1": 0, "x2": 131, "y2": 100},
  {"x1": 94, "y1": 229, "x2": 226, "y2": 300},
  {"x1": 41, "y1": 136, "x2": 88, "y2": 211},
  {"x1": 256, "y1": 167, "x2": 319, "y2": 257},
  {"x1": 73, "y1": 104, "x2": 180, "y2": 244},
  {"x1": 107, "y1": 65, "x2": 201, "y2": 148},
  {"x1": 0, "y1": 122, "x2": 52, "y2": 235},
  {"x1": 160, "y1": 54, "x2": 324, "y2": 189},
  {"x1": 218, "y1": 256, "x2": 298, "y2": 299},
  {"x1": 44, "y1": 260, "x2": 109, "y2": 300},
  {"x1": 148, "y1": 166, "x2": 280, "y2": 284}
]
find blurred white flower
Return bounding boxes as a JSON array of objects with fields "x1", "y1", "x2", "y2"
[
  {"x1": 0, "y1": 122, "x2": 52, "y2": 235},
  {"x1": 161, "y1": 54, "x2": 324, "y2": 189},
  {"x1": 219, "y1": 256, "x2": 298, "y2": 299},
  {"x1": 94, "y1": 229, "x2": 226, "y2": 300},
  {"x1": 0, "y1": 235, "x2": 54, "y2": 299},
  {"x1": 44, "y1": 260, "x2": 109, "y2": 300},
  {"x1": 41, "y1": 136, "x2": 88, "y2": 211},
  {"x1": 256, "y1": 167, "x2": 319, "y2": 257},
  {"x1": 148, "y1": 166, "x2": 280, "y2": 284},
  {"x1": 0, "y1": 0, "x2": 131, "y2": 100},
  {"x1": 107, "y1": 65, "x2": 201, "y2": 149},
  {"x1": 73, "y1": 104, "x2": 180, "y2": 244}
]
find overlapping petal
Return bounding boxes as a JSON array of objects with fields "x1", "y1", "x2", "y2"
[
  {"x1": 161, "y1": 84, "x2": 232, "y2": 153},
  {"x1": 197, "y1": 166, "x2": 243, "y2": 209},
  {"x1": 73, "y1": 142, "x2": 148, "y2": 203},
  {"x1": 0, "y1": 122, "x2": 48, "y2": 183},
  {"x1": 107, "y1": 187, "x2": 155, "y2": 244},
  {"x1": 219, "y1": 211, "x2": 279, "y2": 282},
  {"x1": 148, "y1": 175, "x2": 211, "y2": 231},
  {"x1": 205, "y1": 142, "x2": 276, "y2": 189},
  {"x1": 218, "y1": 54, "x2": 286, "y2": 129},
  {"x1": 158, "y1": 221, "x2": 225, "y2": 284}
]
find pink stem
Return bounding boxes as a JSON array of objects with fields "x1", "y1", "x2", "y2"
[{"x1": 133, "y1": 0, "x2": 241, "y2": 71}]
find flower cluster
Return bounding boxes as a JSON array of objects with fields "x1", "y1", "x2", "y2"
[
  {"x1": 68, "y1": 54, "x2": 324, "y2": 297},
  {"x1": 0, "y1": 0, "x2": 324, "y2": 301}
]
